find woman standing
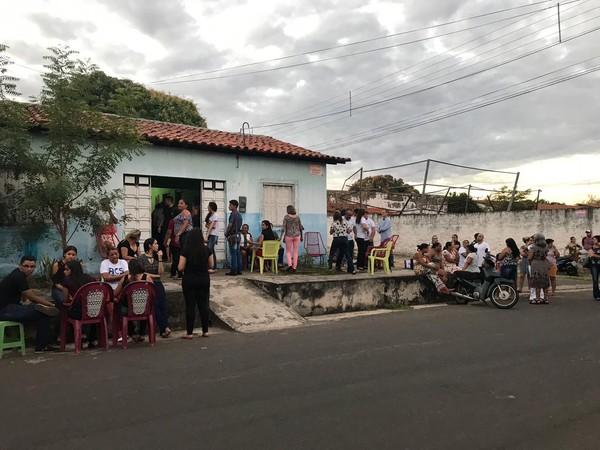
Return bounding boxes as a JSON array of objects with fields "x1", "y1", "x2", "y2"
[
  {"x1": 117, "y1": 230, "x2": 141, "y2": 261},
  {"x1": 178, "y1": 228, "x2": 213, "y2": 339},
  {"x1": 170, "y1": 199, "x2": 193, "y2": 277},
  {"x1": 528, "y1": 233, "x2": 550, "y2": 304},
  {"x1": 51, "y1": 245, "x2": 78, "y2": 305},
  {"x1": 588, "y1": 235, "x2": 600, "y2": 300},
  {"x1": 204, "y1": 202, "x2": 220, "y2": 272},
  {"x1": 497, "y1": 238, "x2": 520, "y2": 288},
  {"x1": 281, "y1": 205, "x2": 304, "y2": 273},
  {"x1": 329, "y1": 211, "x2": 350, "y2": 272},
  {"x1": 138, "y1": 238, "x2": 171, "y2": 338},
  {"x1": 546, "y1": 238, "x2": 560, "y2": 296},
  {"x1": 518, "y1": 236, "x2": 532, "y2": 293}
]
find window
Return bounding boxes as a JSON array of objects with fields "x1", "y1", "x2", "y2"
[{"x1": 263, "y1": 184, "x2": 294, "y2": 226}]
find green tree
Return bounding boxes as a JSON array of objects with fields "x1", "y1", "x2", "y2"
[
  {"x1": 71, "y1": 70, "x2": 207, "y2": 127},
  {"x1": 349, "y1": 175, "x2": 419, "y2": 197},
  {"x1": 445, "y1": 192, "x2": 482, "y2": 214},
  {"x1": 490, "y1": 186, "x2": 538, "y2": 211},
  {"x1": 20, "y1": 46, "x2": 144, "y2": 247}
]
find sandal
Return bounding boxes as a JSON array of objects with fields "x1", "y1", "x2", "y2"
[
  {"x1": 181, "y1": 335, "x2": 193, "y2": 340},
  {"x1": 161, "y1": 328, "x2": 172, "y2": 338},
  {"x1": 530, "y1": 299, "x2": 538, "y2": 304}
]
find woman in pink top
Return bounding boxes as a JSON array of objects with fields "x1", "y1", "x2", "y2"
[{"x1": 282, "y1": 205, "x2": 304, "y2": 272}]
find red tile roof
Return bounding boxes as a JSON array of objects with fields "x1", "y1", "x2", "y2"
[{"x1": 26, "y1": 105, "x2": 349, "y2": 165}]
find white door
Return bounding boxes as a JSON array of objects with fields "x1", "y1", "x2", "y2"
[
  {"x1": 123, "y1": 175, "x2": 152, "y2": 241},
  {"x1": 263, "y1": 184, "x2": 294, "y2": 226},
  {"x1": 202, "y1": 180, "x2": 226, "y2": 265}
]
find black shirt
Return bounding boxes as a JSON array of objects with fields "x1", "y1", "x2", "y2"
[
  {"x1": 0, "y1": 269, "x2": 29, "y2": 310},
  {"x1": 117, "y1": 240, "x2": 138, "y2": 258},
  {"x1": 181, "y1": 245, "x2": 210, "y2": 282},
  {"x1": 51, "y1": 260, "x2": 66, "y2": 286},
  {"x1": 261, "y1": 229, "x2": 279, "y2": 241}
]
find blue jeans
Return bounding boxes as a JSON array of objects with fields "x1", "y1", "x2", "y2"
[
  {"x1": 0, "y1": 304, "x2": 50, "y2": 351},
  {"x1": 153, "y1": 281, "x2": 169, "y2": 333},
  {"x1": 229, "y1": 240, "x2": 242, "y2": 273},
  {"x1": 591, "y1": 265, "x2": 600, "y2": 300},
  {"x1": 207, "y1": 235, "x2": 218, "y2": 268}
]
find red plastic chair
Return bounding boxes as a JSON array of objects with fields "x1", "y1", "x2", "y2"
[
  {"x1": 303, "y1": 232, "x2": 327, "y2": 266},
  {"x1": 59, "y1": 282, "x2": 112, "y2": 354},
  {"x1": 114, "y1": 281, "x2": 156, "y2": 349}
]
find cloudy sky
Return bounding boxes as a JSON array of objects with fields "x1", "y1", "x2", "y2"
[{"x1": 4, "y1": 0, "x2": 600, "y2": 203}]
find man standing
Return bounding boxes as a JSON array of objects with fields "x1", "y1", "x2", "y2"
[
  {"x1": 474, "y1": 233, "x2": 491, "y2": 267},
  {"x1": 0, "y1": 256, "x2": 59, "y2": 353},
  {"x1": 377, "y1": 210, "x2": 394, "y2": 268},
  {"x1": 225, "y1": 199, "x2": 243, "y2": 276},
  {"x1": 583, "y1": 229, "x2": 595, "y2": 251},
  {"x1": 342, "y1": 209, "x2": 356, "y2": 274}
]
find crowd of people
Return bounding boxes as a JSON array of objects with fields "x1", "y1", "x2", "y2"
[
  {"x1": 1, "y1": 190, "x2": 599, "y2": 354},
  {"x1": 411, "y1": 230, "x2": 600, "y2": 304}
]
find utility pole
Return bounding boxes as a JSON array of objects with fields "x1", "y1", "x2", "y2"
[
  {"x1": 507, "y1": 171, "x2": 520, "y2": 212},
  {"x1": 349, "y1": 90, "x2": 352, "y2": 117},
  {"x1": 359, "y1": 167, "x2": 364, "y2": 208},
  {"x1": 557, "y1": 3, "x2": 562, "y2": 43},
  {"x1": 465, "y1": 184, "x2": 471, "y2": 213},
  {"x1": 535, "y1": 189, "x2": 542, "y2": 210}
]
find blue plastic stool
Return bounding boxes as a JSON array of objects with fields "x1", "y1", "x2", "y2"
[{"x1": 0, "y1": 321, "x2": 26, "y2": 359}]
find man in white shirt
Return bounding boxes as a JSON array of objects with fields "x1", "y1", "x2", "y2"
[{"x1": 474, "y1": 233, "x2": 491, "y2": 267}]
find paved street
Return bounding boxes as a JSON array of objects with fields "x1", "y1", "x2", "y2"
[{"x1": 2, "y1": 289, "x2": 599, "y2": 450}]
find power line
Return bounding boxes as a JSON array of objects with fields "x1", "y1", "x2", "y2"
[
  {"x1": 152, "y1": 1, "x2": 580, "y2": 85},
  {"x1": 260, "y1": 6, "x2": 600, "y2": 136},
  {"x1": 315, "y1": 51, "x2": 600, "y2": 151}
]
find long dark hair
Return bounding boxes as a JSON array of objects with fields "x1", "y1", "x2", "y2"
[
  {"x1": 355, "y1": 208, "x2": 365, "y2": 224},
  {"x1": 205, "y1": 201, "x2": 218, "y2": 224},
  {"x1": 506, "y1": 238, "x2": 520, "y2": 258},
  {"x1": 183, "y1": 228, "x2": 207, "y2": 265},
  {"x1": 262, "y1": 220, "x2": 273, "y2": 230},
  {"x1": 62, "y1": 245, "x2": 78, "y2": 257},
  {"x1": 143, "y1": 238, "x2": 157, "y2": 254},
  {"x1": 65, "y1": 260, "x2": 88, "y2": 290},
  {"x1": 443, "y1": 241, "x2": 453, "y2": 251},
  {"x1": 333, "y1": 211, "x2": 342, "y2": 223}
]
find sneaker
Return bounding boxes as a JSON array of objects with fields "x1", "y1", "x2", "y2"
[{"x1": 34, "y1": 304, "x2": 59, "y2": 317}]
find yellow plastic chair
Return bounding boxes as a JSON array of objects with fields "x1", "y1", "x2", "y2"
[
  {"x1": 251, "y1": 240, "x2": 281, "y2": 274},
  {"x1": 368, "y1": 240, "x2": 393, "y2": 274}
]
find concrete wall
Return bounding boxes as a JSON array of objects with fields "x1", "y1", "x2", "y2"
[
  {"x1": 0, "y1": 138, "x2": 332, "y2": 276},
  {"x1": 385, "y1": 208, "x2": 599, "y2": 256}
]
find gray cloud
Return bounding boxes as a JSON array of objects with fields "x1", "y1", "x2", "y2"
[{"x1": 29, "y1": 13, "x2": 97, "y2": 40}]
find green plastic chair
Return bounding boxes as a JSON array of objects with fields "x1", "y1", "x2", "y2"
[
  {"x1": 368, "y1": 240, "x2": 393, "y2": 274},
  {"x1": 0, "y1": 321, "x2": 26, "y2": 359},
  {"x1": 251, "y1": 240, "x2": 281, "y2": 274}
]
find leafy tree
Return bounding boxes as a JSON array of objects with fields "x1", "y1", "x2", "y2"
[
  {"x1": 349, "y1": 175, "x2": 419, "y2": 197},
  {"x1": 445, "y1": 192, "x2": 482, "y2": 214},
  {"x1": 489, "y1": 186, "x2": 539, "y2": 211},
  {"x1": 19, "y1": 46, "x2": 144, "y2": 247},
  {"x1": 71, "y1": 70, "x2": 207, "y2": 127}
]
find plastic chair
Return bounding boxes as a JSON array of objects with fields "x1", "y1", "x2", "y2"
[
  {"x1": 0, "y1": 321, "x2": 26, "y2": 359},
  {"x1": 304, "y1": 232, "x2": 327, "y2": 266},
  {"x1": 115, "y1": 281, "x2": 156, "y2": 349},
  {"x1": 251, "y1": 241, "x2": 280, "y2": 274},
  {"x1": 60, "y1": 282, "x2": 112, "y2": 354},
  {"x1": 368, "y1": 240, "x2": 393, "y2": 274}
]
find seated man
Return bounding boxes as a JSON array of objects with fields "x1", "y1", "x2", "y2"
[{"x1": 0, "y1": 256, "x2": 59, "y2": 353}]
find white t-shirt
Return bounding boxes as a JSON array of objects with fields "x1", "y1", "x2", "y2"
[
  {"x1": 366, "y1": 218, "x2": 376, "y2": 241},
  {"x1": 355, "y1": 217, "x2": 370, "y2": 240},
  {"x1": 475, "y1": 242, "x2": 491, "y2": 267},
  {"x1": 208, "y1": 213, "x2": 221, "y2": 237},
  {"x1": 343, "y1": 216, "x2": 356, "y2": 241},
  {"x1": 100, "y1": 259, "x2": 128, "y2": 290},
  {"x1": 458, "y1": 246, "x2": 468, "y2": 268},
  {"x1": 464, "y1": 252, "x2": 480, "y2": 272}
]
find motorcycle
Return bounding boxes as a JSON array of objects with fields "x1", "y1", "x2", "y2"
[
  {"x1": 450, "y1": 253, "x2": 519, "y2": 309},
  {"x1": 556, "y1": 255, "x2": 579, "y2": 276}
]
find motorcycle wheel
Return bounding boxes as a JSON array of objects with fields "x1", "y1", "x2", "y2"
[
  {"x1": 566, "y1": 265, "x2": 578, "y2": 276},
  {"x1": 489, "y1": 283, "x2": 518, "y2": 309}
]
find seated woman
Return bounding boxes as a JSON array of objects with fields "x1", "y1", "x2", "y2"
[
  {"x1": 442, "y1": 241, "x2": 459, "y2": 273},
  {"x1": 254, "y1": 220, "x2": 283, "y2": 270},
  {"x1": 428, "y1": 242, "x2": 448, "y2": 282},
  {"x1": 61, "y1": 260, "x2": 97, "y2": 349},
  {"x1": 497, "y1": 238, "x2": 520, "y2": 288},
  {"x1": 114, "y1": 259, "x2": 153, "y2": 343},
  {"x1": 138, "y1": 238, "x2": 171, "y2": 338},
  {"x1": 51, "y1": 245, "x2": 78, "y2": 305},
  {"x1": 117, "y1": 229, "x2": 141, "y2": 261},
  {"x1": 240, "y1": 224, "x2": 253, "y2": 270},
  {"x1": 413, "y1": 243, "x2": 449, "y2": 294}
]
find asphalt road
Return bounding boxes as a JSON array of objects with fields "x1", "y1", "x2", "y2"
[{"x1": 2, "y1": 289, "x2": 599, "y2": 450}]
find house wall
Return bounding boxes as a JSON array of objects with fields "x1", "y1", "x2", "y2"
[{"x1": 0, "y1": 139, "x2": 330, "y2": 276}]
